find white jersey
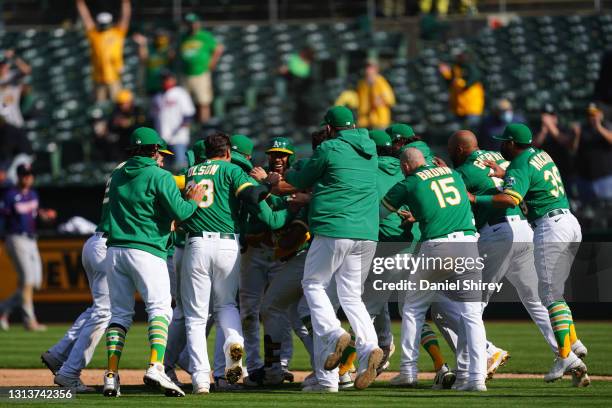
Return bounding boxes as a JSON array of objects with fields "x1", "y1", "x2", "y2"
[{"x1": 151, "y1": 86, "x2": 195, "y2": 146}]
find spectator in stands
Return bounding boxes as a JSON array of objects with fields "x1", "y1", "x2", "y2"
[
  {"x1": 439, "y1": 50, "x2": 484, "y2": 128},
  {"x1": 356, "y1": 61, "x2": 396, "y2": 129},
  {"x1": 533, "y1": 103, "x2": 577, "y2": 181},
  {"x1": 278, "y1": 47, "x2": 315, "y2": 126},
  {"x1": 0, "y1": 164, "x2": 56, "y2": 332},
  {"x1": 0, "y1": 49, "x2": 32, "y2": 128},
  {"x1": 151, "y1": 70, "x2": 195, "y2": 170},
  {"x1": 180, "y1": 13, "x2": 224, "y2": 124},
  {"x1": 107, "y1": 89, "x2": 146, "y2": 158},
  {"x1": 76, "y1": 0, "x2": 131, "y2": 102},
  {"x1": 478, "y1": 98, "x2": 526, "y2": 150},
  {"x1": 133, "y1": 31, "x2": 175, "y2": 96},
  {"x1": 574, "y1": 103, "x2": 612, "y2": 201},
  {"x1": 594, "y1": 50, "x2": 612, "y2": 118}
]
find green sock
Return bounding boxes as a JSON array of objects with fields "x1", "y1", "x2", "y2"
[{"x1": 148, "y1": 316, "x2": 169, "y2": 365}]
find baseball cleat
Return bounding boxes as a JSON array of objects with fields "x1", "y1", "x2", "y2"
[
  {"x1": 302, "y1": 383, "x2": 339, "y2": 393},
  {"x1": 338, "y1": 372, "x2": 354, "y2": 389},
  {"x1": 302, "y1": 372, "x2": 317, "y2": 388},
  {"x1": 571, "y1": 340, "x2": 588, "y2": 359},
  {"x1": 41, "y1": 351, "x2": 63, "y2": 375},
  {"x1": 143, "y1": 363, "x2": 185, "y2": 397},
  {"x1": 432, "y1": 363, "x2": 456, "y2": 390},
  {"x1": 192, "y1": 383, "x2": 210, "y2": 394},
  {"x1": 544, "y1": 352, "x2": 585, "y2": 383},
  {"x1": 390, "y1": 373, "x2": 418, "y2": 387},
  {"x1": 354, "y1": 347, "x2": 383, "y2": 390},
  {"x1": 224, "y1": 343, "x2": 244, "y2": 385},
  {"x1": 324, "y1": 331, "x2": 351, "y2": 370},
  {"x1": 262, "y1": 366, "x2": 284, "y2": 386},
  {"x1": 376, "y1": 342, "x2": 395, "y2": 377},
  {"x1": 103, "y1": 371, "x2": 121, "y2": 397},
  {"x1": 451, "y1": 377, "x2": 468, "y2": 390},
  {"x1": 214, "y1": 376, "x2": 243, "y2": 391},
  {"x1": 164, "y1": 367, "x2": 184, "y2": 388},
  {"x1": 571, "y1": 369, "x2": 591, "y2": 387},
  {"x1": 487, "y1": 349, "x2": 510, "y2": 379},
  {"x1": 456, "y1": 380, "x2": 487, "y2": 392},
  {"x1": 282, "y1": 367, "x2": 294, "y2": 383},
  {"x1": 54, "y1": 374, "x2": 95, "y2": 392},
  {"x1": 243, "y1": 366, "x2": 265, "y2": 387}
]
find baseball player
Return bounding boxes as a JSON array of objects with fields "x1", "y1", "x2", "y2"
[
  {"x1": 179, "y1": 131, "x2": 280, "y2": 394},
  {"x1": 244, "y1": 137, "x2": 313, "y2": 386},
  {"x1": 381, "y1": 147, "x2": 488, "y2": 392},
  {"x1": 429, "y1": 129, "x2": 559, "y2": 384},
  {"x1": 41, "y1": 161, "x2": 129, "y2": 392},
  {"x1": 282, "y1": 106, "x2": 382, "y2": 392},
  {"x1": 471, "y1": 124, "x2": 589, "y2": 387},
  {"x1": 102, "y1": 127, "x2": 205, "y2": 397},
  {"x1": 0, "y1": 164, "x2": 55, "y2": 332}
]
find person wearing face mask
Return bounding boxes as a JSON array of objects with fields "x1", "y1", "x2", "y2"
[
  {"x1": 478, "y1": 98, "x2": 526, "y2": 151},
  {"x1": 356, "y1": 61, "x2": 396, "y2": 129},
  {"x1": 150, "y1": 70, "x2": 196, "y2": 171},
  {"x1": 76, "y1": 0, "x2": 131, "y2": 102}
]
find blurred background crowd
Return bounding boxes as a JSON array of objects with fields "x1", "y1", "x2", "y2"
[{"x1": 0, "y1": 0, "x2": 611, "y2": 233}]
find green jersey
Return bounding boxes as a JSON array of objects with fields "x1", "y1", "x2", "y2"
[
  {"x1": 456, "y1": 150, "x2": 523, "y2": 229},
  {"x1": 97, "y1": 161, "x2": 126, "y2": 234},
  {"x1": 502, "y1": 147, "x2": 570, "y2": 222},
  {"x1": 383, "y1": 165, "x2": 476, "y2": 240},
  {"x1": 376, "y1": 156, "x2": 412, "y2": 242},
  {"x1": 182, "y1": 159, "x2": 254, "y2": 234},
  {"x1": 180, "y1": 30, "x2": 217, "y2": 76},
  {"x1": 146, "y1": 47, "x2": 171, "y2": 93},
  {"x1": 285, "y1": 128, "x2": 379, "y2": 241},
  {"x1": 106, "y1": 156, "x2": 198, "y2": 259}
]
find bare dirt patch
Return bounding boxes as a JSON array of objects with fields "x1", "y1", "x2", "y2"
[{"x1": 1, "y1": 369, "x2": 610, "y2": 387}]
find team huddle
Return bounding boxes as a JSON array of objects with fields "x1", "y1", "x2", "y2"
[{"x1": 39, "y1": 105, "x2": 590, "y2": 397}]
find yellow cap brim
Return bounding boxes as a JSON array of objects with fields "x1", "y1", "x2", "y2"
[
  {"x1": 159, "y1": 149, "x2": 174, "y2": 156},
  {"x1": 266, "y1": 148, "x2": 294, "y2": 155}
]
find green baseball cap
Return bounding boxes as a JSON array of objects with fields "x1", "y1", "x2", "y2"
[
  {"x1": 192, "y1": 139, "x2": 206, "y2": 161},
  {"x1": 493, "y1": 123, "x2": 533, "y2": 144},
  {"x1": 130, "y1": 127, "x2": 173, "y2": 155},
  {"x1": 368, "y1": 129, "x2": 392, "y2": 147},
  {"x1": 230, "y1": 134, "x2": 254, "y2": 156},
  {"x1": 185, "y1": 13, "x2": 200, "y2": 23},
  {"x1": 386, "y1": 123, "x2": 415, "y2": 140},
  {"x1": 266, "y1": 137, "x2": 295, "y2": 155},
  {"x1": 320, "y1": 106, "x2": 355, "y2": 127}
]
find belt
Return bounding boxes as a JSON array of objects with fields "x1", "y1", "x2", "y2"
[
  {"x1": 532, "y1": 208, "x2": 570, "y2": 227},
  {"x1": 189, "y1": 231, "x2": 237, "y2": 240},
  {"x1": 430, "y1": 230, "x2": 477, "y2": 241},
  {"x1": 483, "y1": 215, "x2": 523, "y2": 229}
]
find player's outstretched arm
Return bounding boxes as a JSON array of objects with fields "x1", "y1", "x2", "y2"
[
  {"x1": 472, "y1": 192, "x2": 517, "y2": 209},
  {"x1": 238, "y1": 173, "x2": 281, "y2": 206},
  {"x1": 118, "y1": 0, "x2": 132, "y2": 32},
  {"x1": 76, "y1": 0, "x2": 95, "y2": 31}
]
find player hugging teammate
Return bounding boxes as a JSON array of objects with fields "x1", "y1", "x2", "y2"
[{"x1": 39, "y1": 112, "x2": 589, "y2": 396}]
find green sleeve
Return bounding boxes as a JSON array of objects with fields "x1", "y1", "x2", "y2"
[
  {"x1": 157, "y1": 171, "x2": 198, "y2": 221},
  {"x1": 455, "y1": 167, "x2": 474, "y2": 191},
  {"x1": 502, "y1": 165, "x2": 529, "y2": 204},
  {"x1": 382, "y1": 179, "x2": 408, "y2": 212},
  {"x1": 284, "y1": 147, "x2": 328, "y2": 189},
  {"x1": 230, "y1": 167, "x2": 255, "y2": 197},
  {"x1": 246, "y1": 200, "x2": 289, "y2": 230}
]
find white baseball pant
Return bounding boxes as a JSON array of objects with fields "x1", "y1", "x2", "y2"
[
  {"x1": 106, "y1": 247, "x2": 172, "y2": 330},
  {"x1": 533, "y1": 211, "x2": 582, "y2": 307},
  {"x1": 181, "y1": 233, "x2": 244, "y2": 387},
  {"x1": 57, "y1": 232, "x2": 111, "y2": 378},
  {"x1": 400, "y1": 234, "x2": 487, "y2": 383},
  {"x1": 239, "y1": 246, "x2": 293, "y2": 373},
  {"x1": 302, "y1": 235, "x2": 378, "y2": 388}
]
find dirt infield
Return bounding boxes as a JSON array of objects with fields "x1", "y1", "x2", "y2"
[{"x1": 2, "y1": 369, "x2": 611, "y2": 387}]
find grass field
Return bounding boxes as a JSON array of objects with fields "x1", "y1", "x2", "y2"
[{"x1": 1, "y1": 321, "x2": 611, "y2": 407}]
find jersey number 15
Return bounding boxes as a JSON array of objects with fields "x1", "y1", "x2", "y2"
[{"x1": 430, "y1": 177, "x2": 461, "y2": 208}]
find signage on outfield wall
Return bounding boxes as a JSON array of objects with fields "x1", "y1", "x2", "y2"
[{"x1": 0, "y1": 238, "x2": 92, "y2": 302}]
